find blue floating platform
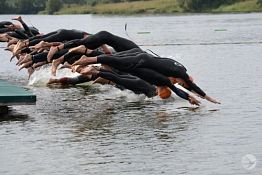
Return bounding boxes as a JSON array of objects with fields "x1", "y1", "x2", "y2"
[{"x1": 0, "y1": 79, "x2": 36, "y2": 106}]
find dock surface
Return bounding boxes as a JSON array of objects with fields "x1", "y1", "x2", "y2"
[{"x1": 0, "y1": 79, "x2": 36, "y2": 106}]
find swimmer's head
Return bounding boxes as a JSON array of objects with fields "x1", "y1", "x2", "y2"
[
  {"x1": 157, "y1": 86, "x2": 171, "y2": 99},
  {"x1": 169, "y1": 75, "x2": 194, "y2": 88}
]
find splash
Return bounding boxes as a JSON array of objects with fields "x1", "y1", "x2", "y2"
[{"x1": 28, "y1": 65, "x2": 79, "y2": 87}]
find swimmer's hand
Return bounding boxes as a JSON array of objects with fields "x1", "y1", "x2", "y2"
[
  {"x1": 204, "y1": 95, "x2": 221, "y2": 104},
  {"x1": 188, "y1": 95, "x2": 201, "y2": 106}
]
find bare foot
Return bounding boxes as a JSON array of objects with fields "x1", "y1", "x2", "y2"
[
  {"x1": 13, "y1": 40, "x2": 26, "y2": 55},
  {"x1": 71, "y1": 65, "x2": 83, "y2": 73},
  {"x1": 0, "y1": 34, "x2": 9, "y2": 42},
  {"x1": 32, "y1": 61, "x2": 47, "y2": 69},
  {"x1": 30, "y1": 41, "x2": 49, "y2": 50},
  {"x1": 47, "y1": 46, "x2": 59, "y2": 62},
  {"x1": 51, "y1": 58, "x2": 64, "y2": 76},
  {"x1": 72, "y1": 55, "x2": 94, "y2": 66},
  {"x1": 12, "y1": 16, "x2": 22, "y2": 21},
  {"x1": 59, "y1": 62, "x2": 72, "y2": 70},
  {"x1": 19, "y1": 61, "x2": 32, "y2": 71},
  {"x1": 69, "y1": 45, "x2": 87, "y2": 54},
  {"x1": 16, "y1": 55, "x2": 25, "y2": 65},
  {"x1": 7, "y1": 40, "x2": 17, "y2": 48},
  {"x1": 80, "y1": 66, "x2": 99, "y2": 75},
  {"x1": 27, "y1": 67, "x2": 35, "y2": 80},
  {"x1": 17, "y1": 54, "x2": 32, "y2": 66}
]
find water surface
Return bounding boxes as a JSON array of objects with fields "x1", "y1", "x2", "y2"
[{"x1": 0, "y1": 13, "x2": 261, "y2": 175}]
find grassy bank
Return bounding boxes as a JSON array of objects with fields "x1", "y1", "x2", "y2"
[
  {"x1": 55, "y1": 0, "x2": 262, "y2": 15},
  {"x1": 213, "y1": 0, "x2": 262, "y2": 13},
  {"x1": 56, "y1": 0, "x2": 182, "y2": 15}
]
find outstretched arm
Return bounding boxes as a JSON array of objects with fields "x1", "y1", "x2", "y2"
[{"x1": 203, "y1": 95, "x2": 221, "y2": 104}]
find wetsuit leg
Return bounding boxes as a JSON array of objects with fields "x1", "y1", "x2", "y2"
[
  {"x1": 29, "y1": 31, "x2": 57, "y2": 41},
  {"x1": 20, "y1": 47, "x2": 32, "y2": 54},
  {"x1": 14, "y1": 29, "x2": 29, "y2": 39},
  {"x1": 0, "y1": 28, "x2": 11, "y2": 33},
  {"x1": 64, "y1": 53, "x2": 82, "y2": 65},
  {"x1": 97, "y1": 54, "x2": 142, "y2": 71},
  {"x1": 19, "y1": 20, "x2": 34, "y2": 37},
  {"x1": 112, "y1": 48, "x2": 144, "y2": 57},
  {"x1": 29, "y1": 27, "x2": 40, "y2": 36},
  {"x1": 32, "y1": 49, "x2": 69, "y2": 63},
  {"x1": 64, "y1": 49, "x2": 104, "y2": 64},
  {"x1": 0, "y1": 21, "x2": 12, "y2": 28},
  {"x1": 97, "y1": 70, "x2": 157, "y2": 97},
  {"x1": 7, "y1": 31, "x2": 27, "y2": 39},
  {"x1": 64, "y1": 31, "x2": 140, "y2": 52},
  {"x1": 29, "y1": 29, "x2": 85, "y2": 46}
]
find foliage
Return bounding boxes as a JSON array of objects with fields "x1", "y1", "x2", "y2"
[
  {"x1": 0, "y1": 0, "x2": 262, "y2": 14},
  {"x1": 0, "y1": 0, "x2": 9, "y2": 14},
  {"x1": 46, "y1": 0, "x2": 63, "y2": 14},
  {"x1": 178, "y1": 0, "x2": 236, "y2": 12},
  {"x1": 257, "y1": 0, "x2": 262, "y2": 6}
]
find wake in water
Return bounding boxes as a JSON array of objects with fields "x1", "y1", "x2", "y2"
[
  {"x1": 28, "y1": 65, "x2": 79, "y2": 86},
  {"x1": 1, "y1": 16, "x2": 220, "y2": 107}
]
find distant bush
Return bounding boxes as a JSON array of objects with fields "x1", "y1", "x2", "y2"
[
  {"x1": 257, "y1": 0, "x2": 262, "y2": 6},
  {"x1": 178, "y1": 0, "x2": 236, "y2": 12},
  {"x1": 46, "y1": 0, "x2": 62, "y2": 14}
]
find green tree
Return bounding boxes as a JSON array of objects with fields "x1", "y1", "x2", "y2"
[
  {"x1": 0, "y1": 0, "x2": 8, "y2": 14},
  {"x1": 178, "y1": 0, "x2": 235, "y2": 12},
  {"x1": 13, "y1": 0, "x2": 39, "y2": 14},
  {"x1": 257, "y1": 0, "x2": 262, "y2": 6},
  {"x1": 46, "y1": 0, "x2": 62, "y2": 14}
]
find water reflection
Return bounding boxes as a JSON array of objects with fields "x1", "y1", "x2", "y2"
[{"x1": 0, "y1": 107, "x2": 30, "y2": 123}]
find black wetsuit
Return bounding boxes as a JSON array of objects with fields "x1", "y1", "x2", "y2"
[
  {"x1": 96, "y1": 50, "x2": 206, "y2": 98},
  {"x1": 57, "y1": 71, "x2": 157, "y2": 98},
  {"x1": 63, "y1": 31, "x2": 140, "y2": 52},
  {"x1": 98, "y1": 69, "x2": 157, "y2": 97},
  {"x1": 31, "y1": 49, "x2": 69, "y2": 64},
  {"x1": 28, "y1": 29, "x2": 88, "y2": 46},
  {"x1": 0, "y1": 19, "x2": 39, "y2": 38},
  {"x1": 0, "y1": 21, "x2": 12, "y2": 28}
]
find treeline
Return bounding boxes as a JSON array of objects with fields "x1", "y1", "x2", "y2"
[
  {"x1": 0, "y1": 0, "x2": 142, "y2": 14},
  {"x1": 179, "y1": 0, "x2": 262, "y2": 11},
  {"x1": 0, "y1": 0, "x2": 262, "y2": 14},
  {"x1": 178, "y1": 0, "x2": 235, "y2": 12}
]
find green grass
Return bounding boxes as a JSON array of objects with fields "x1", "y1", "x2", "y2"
[
  {"x1": 213, "y1": 0, "x2": 262, "y2": 13},
  {"x1": 56, "y1": 0, "x2": 182, "y2": 15},
  {"x1": 54, "y1": 0, "x2": 262, "y2": 15}
]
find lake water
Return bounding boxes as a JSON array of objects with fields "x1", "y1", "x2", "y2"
[{"x1": 0, "y1": 13, "x2": 261, "y2": 175}]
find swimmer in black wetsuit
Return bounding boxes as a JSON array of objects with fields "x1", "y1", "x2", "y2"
[
  {"x1": 47, "y1": 66, "x2": 158, "y2": 98},
  {"x1": 72, "y1": 49, "x2": 220, "y2": 104},
  {"x1": 12, "y1": 29, "x2": 89, "y2": 55},
  {"x1": 47, "y1": 31, "x2": 140, "y2": 62},
  {"x1": 0, "y1": 16, "x2": 39, "y2": 42}
]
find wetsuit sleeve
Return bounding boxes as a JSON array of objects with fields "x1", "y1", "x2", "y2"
[
  {"x1": 169, "y1": 86, "x2": 189, "y2": 100},
  {"x1": 63, "y1": 39, "x2": 85, "y2": 49},
  {"x1": 60, "y1": 75, "x2": 91, "y2": 85},
  {"x1": 15, "y1": 29, "x2": 28, "y2": 39},
  {"x1": 184, "y1": 78, "x2": 206, "y2": 97}
]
